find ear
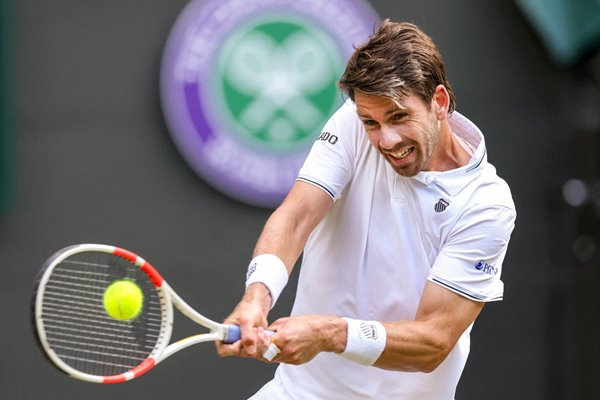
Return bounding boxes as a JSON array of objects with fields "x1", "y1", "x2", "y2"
[{"x1": 431, "y1": 85, "x2": 450, "y2": 120}]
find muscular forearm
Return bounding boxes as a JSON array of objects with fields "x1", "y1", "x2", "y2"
[
  {"x1": 375, "y1": 321, "x2": 455, "y2": 373},
  {"x1": 367, "y1": 282, "x2": 484, "y2": 372},
  {"x1": 345, "y1": 283, "x2": 483, "y2": 373},
  {"x1": 267, "y1": 315, "x2": 457, "y2": 372}
]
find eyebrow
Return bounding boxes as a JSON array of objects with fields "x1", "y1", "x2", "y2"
[{"x1": 357, "y1": 105, "x2": 409, "y2": 119}]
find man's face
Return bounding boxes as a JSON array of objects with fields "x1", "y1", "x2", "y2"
[{"x1": 355, "y1": 91, "x2": 440, "y2": 177}]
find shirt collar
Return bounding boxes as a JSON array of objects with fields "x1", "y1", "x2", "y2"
[{"x1": 412, "y1": 111, "x2": 487, "y2": 197}]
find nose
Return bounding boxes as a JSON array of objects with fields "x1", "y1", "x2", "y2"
[{"x1": 379, "y1": 124, "x2": 402, "y2": 150}]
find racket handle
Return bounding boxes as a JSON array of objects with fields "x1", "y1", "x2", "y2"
[{"x1": 223, "y1": 325, "x2": 275, "y2": 344}]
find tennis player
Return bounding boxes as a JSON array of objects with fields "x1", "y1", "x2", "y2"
[{"x1": 217, "y1": 19, "x2": 516, "y2": 399}]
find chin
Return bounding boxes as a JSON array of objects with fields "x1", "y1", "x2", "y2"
[
  {"x1": 391, "y1": 156, "x2": 424, "y2": 177},
  {"x1": 393, "y1": 165, "x2": 420, "y2": 177}
]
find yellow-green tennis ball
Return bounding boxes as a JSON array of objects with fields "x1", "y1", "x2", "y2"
[{"x1": 103, "y1": 280, "x2": 144, "y2": 321}]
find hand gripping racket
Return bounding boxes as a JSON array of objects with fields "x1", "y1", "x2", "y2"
[{"x1": 32, "y1": 243, "x2": 247, "y2": 384}]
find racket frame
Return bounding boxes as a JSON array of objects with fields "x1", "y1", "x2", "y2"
[{"x1": 33, "y1": 243, "x2": 240, "y2": 384}]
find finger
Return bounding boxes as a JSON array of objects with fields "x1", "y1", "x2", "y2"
[
  {"x1": 240, "y1": 325, "x2": 260, "y2": 357},
  {"x1": 215, "y1": 341, "x2": 241, "y2": 358},
  {"x1": 262, "y1": 342, "x2": 281, "y2": 362},
  {"x1": 254, "y1": 327, "x2": 273, "y2": 355}
]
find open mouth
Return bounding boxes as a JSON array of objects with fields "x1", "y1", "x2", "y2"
[{"x1": 388, "y1": 146, "x2": 415, "y2": 160}]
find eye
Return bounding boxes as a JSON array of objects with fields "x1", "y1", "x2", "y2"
[
  {"x1": 361, "y1": 119, "x2": 378, "y2": 129},
  {"x1": 391, "y1": 112, "x2": 408, "y2": 122}
]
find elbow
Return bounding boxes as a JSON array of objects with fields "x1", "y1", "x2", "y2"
[
  {"x1": 419, "y1": 355, "x2": 446, "y2": 373},
  {"x1": 418, "y1": 341, "x2": 453, "y2": 373}
]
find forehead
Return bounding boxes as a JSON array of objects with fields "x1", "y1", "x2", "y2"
[{"x1": 354, "y1": 91, "x2": 422, "y2": 115}]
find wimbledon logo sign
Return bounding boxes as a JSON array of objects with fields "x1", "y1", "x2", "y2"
[{"x1": 160, "y1": 0, "x2": 379, "y2": 207}]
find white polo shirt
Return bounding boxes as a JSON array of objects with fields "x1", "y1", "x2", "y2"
[{"x1": 257, "y1": 101, "x2": 516, "y2": 400}]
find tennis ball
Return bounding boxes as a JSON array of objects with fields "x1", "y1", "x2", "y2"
[{"x1": 103, "y1": 279, "x2": 144, "y2": 321}]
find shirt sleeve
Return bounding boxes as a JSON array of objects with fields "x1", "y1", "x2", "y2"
[
  {"x1": 297, "y1": 101, "x2": 359, "y2": 201},
  {"x1": 428, "y1": 205, "x2": 516, "y2": 302}
]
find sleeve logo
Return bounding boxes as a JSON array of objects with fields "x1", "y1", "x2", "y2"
[
  {"x1": 474, "y1": 260, "x2": 498, "y2": 275},
  {"x1": 317, "y1": 131, "x2": 339, "y2": 145}
]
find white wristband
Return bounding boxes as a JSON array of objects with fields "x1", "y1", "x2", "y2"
[
  {"x1": 341, "y1": 318, "x2": 386, "y2": 366},
  {"x1": 245, "y1": 254, "x2": 288, "y2": 309}
]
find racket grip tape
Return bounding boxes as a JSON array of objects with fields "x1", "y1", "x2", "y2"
[{"x1": 224, "y1": 325, "x2": 241, "y2": 344}]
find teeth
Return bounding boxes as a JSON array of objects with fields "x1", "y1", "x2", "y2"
[{"x1": 389, "y1": 147, "x2": 413, "y2": 159}]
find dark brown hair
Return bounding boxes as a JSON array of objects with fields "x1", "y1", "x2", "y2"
[{"x1": 339, "y1": 19, "x2": 456, "y2": 113}]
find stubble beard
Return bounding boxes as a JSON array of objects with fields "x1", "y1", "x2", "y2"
[{"x1": 390, "y1": 122, "x2": 439, "y2": 177}]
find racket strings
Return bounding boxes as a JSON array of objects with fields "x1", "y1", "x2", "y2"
[{"x1": 39, "y1": 253, "x2": 167, "y2": 377}]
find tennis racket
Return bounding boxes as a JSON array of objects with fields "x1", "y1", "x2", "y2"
[{"x1": 32, "y1": 243, "x2": 250, "y2": 384}]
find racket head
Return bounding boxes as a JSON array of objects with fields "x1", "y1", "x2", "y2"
[{"x1": 32, "y1": 244, "x2": 173, "y2": 383}]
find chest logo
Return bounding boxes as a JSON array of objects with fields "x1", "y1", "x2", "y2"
[{"x1": 434, "y1": 198, "x2": 450, "y2": 213}]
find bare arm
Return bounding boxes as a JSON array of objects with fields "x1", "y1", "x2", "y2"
[
  {"x1": 252, "y1": 180, "x2": 333, "y2": 271},
  {"x1": 216, "y1": 181, "x2": 333, "y2": 358},
  {"x1": 375, "y1": 281, "x2": 484, "y2": 372},
  {"x1": 269, "y1": 282, "x2": 484, "y2": 372}
]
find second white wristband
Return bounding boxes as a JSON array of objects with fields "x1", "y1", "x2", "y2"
[
  {"x1": 341, "y1": 317, "x2": 387, "y2": 366},
  {"x1": 245, "y1": 254, "x2": 288, "y2": 309}
]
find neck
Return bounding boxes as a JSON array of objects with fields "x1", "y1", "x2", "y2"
[{"x1": 427, "y1": 120, "x2": 471, "y2": 172}]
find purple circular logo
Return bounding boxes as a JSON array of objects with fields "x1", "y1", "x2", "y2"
[{"x1": 160, "y1": 0, "x2": 380, "y2": 207}]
